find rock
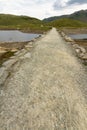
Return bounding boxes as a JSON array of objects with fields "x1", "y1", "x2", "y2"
[
  {"x1": 19, "y1": 52, "x2": 31, "y2": 60},
  {"x1": 2, "y1": 59, "x2": 17, "y2": 69},
  {"x1": 14, "y1": 51, "x2": 21, "y2": 56},
  {"x1": 75, "y1": 48, "x2": 81, "y2": 53},
  {"x1": 0, "y1": 47, "x2": 8, "y2": 54},
  {"x1": 82, "y1": 53, "x2": 87, "y2": 60},
  {"x1": 61, "y1": 32, "x2": 65, "y2": 37},
  {"x1": 25, "y1": 44, "x2": 33, "y2": 51},
  {"x1": 0, "y1": 67, "x2": 8, "y2": 86},
  {"x1": 29, "y1": 42, "x2": 33, "y2": 45},
  {"x1": 24, "y1": 53, "x2": 31, "y2": 58},
  {"x1": 64, "y1": 36, "x2": 74, "y2": 42},
  {"x1": 78, "y1": 46, "x2": 86, "y2": 54},
  {"x1": 14, "y1": 49, "x2": 27, "y2": 57},
  {"x1": 10, "y1": 56, "x2": 16, "y2": 59},
  {"x1": 0, "y1": 50, "x2": 7, "y2": 54},
  {"x1": 73, "y1": 44, "x2": 80, "y2": 49},
  {"x1": 11, "y1": 48, "x2": 18, "y2": 52},
  {"x1": 79, "y1": 53, "x2": 84, "y2": 58}
]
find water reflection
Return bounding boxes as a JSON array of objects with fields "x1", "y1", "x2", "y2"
[
  {"x1": 69, "y1": 34, "x2": 87, "y2": 39},
  {"x1": 0, "y1": 30, "x2": 40, "y2": 42}
]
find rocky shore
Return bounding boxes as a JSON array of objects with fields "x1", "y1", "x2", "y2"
[
  {"x1": 59, "y1": 30, "x2": 87, "y2": 66},
  {"x1": 0, "y1": 41, "x2": 29, "y2": 66},
  {"x1": 0, "y1": 42, "x2": 33, "y2": 86},
  {"x1": 0, "y1": 32, "x2": 42, "y2": 66},
  {"x1": 0, "y1": 34, "x2": 43, "y2": 86},
  {"x1": 61, "y1": 28, "x2": 87, "y2": 34}
]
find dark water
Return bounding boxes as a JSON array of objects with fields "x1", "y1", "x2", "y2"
[
  {"x1": 0, "y1": 30, "x2": 40, "y2": 42},
  {"x1": 69, "y1": 34, "x2": 87, "y2": 40}
]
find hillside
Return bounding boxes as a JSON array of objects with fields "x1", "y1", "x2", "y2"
[
  {"x1": 47, "y1": 18, "x2": 87, "y2": 28},
  {"x1": 0, "y1": 12, "x2": 87, "y2": 32},
  {"x1": 43, "y1": 10, "x2": 87, "y2": 22},
  {"x1": 0, "y1": 14, "x2": 50, "y2": 32}
]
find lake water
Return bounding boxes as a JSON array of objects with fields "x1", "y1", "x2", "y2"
[
  {"x1": 0, "y1": 30, "x2": 41, "y2": 42},
  {"x1": 69, "y1": 34, "x2": 87, "y2": 40}
]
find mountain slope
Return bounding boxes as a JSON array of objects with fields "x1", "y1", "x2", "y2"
[
  {"x1": 43, "y1": 10, "x2": 87, "y2": 22},
  {"x1": 0, "y1": 14, "x2": 50, "y2": 32},
  {"x1": 0, "y1": 14, "x2": 41, "y2": 26},
  {"x1": 48, "y1": 18, "x2": 87, "y2": 28}
]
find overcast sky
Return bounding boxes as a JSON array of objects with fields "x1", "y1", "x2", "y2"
[{"x1": 0, "y1": 0, "x2": 87, "y2": 19}]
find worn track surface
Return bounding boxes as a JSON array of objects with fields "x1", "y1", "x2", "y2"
[{"x1": 0, "y1": 28, "x2": 87, "y2": 130}]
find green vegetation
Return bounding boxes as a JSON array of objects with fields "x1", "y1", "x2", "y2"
[
  {"x1": 0, "y1": 14, "x2": 51, "y2": 32},
  {"x1": 47, "y1": 18, "x2": 87, "y2": 28},
  {"x1": 0, "y1": 12, "x2": 87, "y2": 32}
]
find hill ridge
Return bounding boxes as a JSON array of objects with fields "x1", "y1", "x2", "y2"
[{"x1": 43, "y1": 9, "x2": 87, "y2": 22}]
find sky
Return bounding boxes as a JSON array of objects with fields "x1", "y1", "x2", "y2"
[{"x1": 0, "y1": 0, "x2": 87, "y2": 19}]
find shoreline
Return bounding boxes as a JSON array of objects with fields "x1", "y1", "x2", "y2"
[
  {"x1": 59, "y1": 29, "x2": 87, "y2": 66},
  {"x1": 60, "y1": 27, "x2": 87, "y2": 34},
  {"x1": 0, "y1": 34, "x2": 42, "y2": 66},
  {"x1": 0, "y1": 28, "x2": 87, "y2": 67},
  {"x1": 0, "y1": 28, "x2": 47, "y2": 34}
]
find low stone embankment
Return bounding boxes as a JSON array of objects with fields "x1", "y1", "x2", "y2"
[
  {"x1": 0, "y1": 35, "x2": 43, "y2": 87},
  {"x1": 59, "y1": 31, "x2": 87, "y2": 65},
  {"x1": 0, "y1": 28, "x2": 87, "y2": 130}
]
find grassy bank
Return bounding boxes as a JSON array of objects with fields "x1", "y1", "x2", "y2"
[
  {"x1": 46, "y1": 18, "x2": 87, "y2": 29},
  {"x1": 0, "y1": 14, "x2": 51, "y2": 33}
]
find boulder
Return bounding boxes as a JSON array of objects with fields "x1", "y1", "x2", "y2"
[
  {"x1": 75, "y1": 48, "x2": 81, "y2": 53},
  {"x1": 73, "y1": 44, "x2": 80, "y2": 49},
  {"x1": 78, "y1": 47, "x2": 86, "y2": 54},
  {"x1": 61, "y1": 32, "x2": 65, "y2": 37},
  {"x1": 82, "y1": 53, "x2": 87, "y2": 60},
  {"x1": 64, "y1": 36, "x2": 74, "y2": 42}
]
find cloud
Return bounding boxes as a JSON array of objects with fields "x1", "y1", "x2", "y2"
[
  {"x1": 0, "y1": 0, "x2": 87, "y2": 19},
  {"x1": 53, "y1": 0, "x2": 87, "y2": 10},
  {"x1": 0, "y1": 0, "x2": 54, "y2": 19},
  {"x1": 67, "y1": 0, "x2": 87, "y2": 5},
  {"x1": 53, "y1": 0, "x2": 69, "y2": 9}
]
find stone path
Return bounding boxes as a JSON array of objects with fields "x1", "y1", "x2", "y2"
[{"x1": 0, "y1": 28, "x2": 87, "y2": 130}]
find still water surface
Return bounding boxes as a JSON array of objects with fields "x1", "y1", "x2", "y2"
[
  {"x1": 0, "y1": 30, "x2": 40, "y2": 42},
  {"x1": 69, "y1": 34, "x2": 87, "y2": 39}
]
